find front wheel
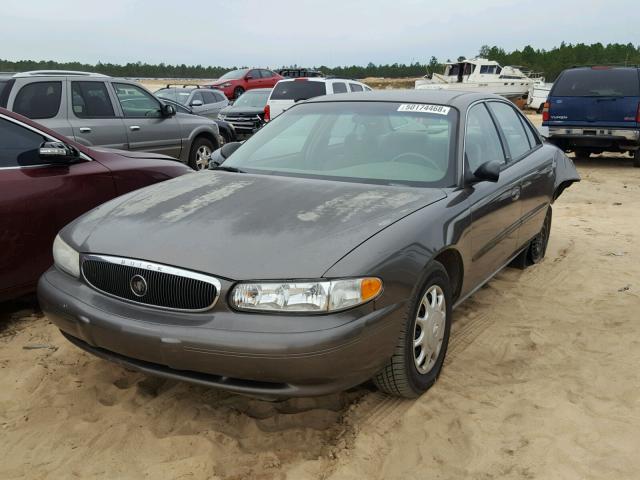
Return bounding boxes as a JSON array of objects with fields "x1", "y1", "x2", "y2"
[
  {"x1": 633, "y1": 149, "x2": 640, "y2": 168},
  {"x1": 373, "y1": 262, "x2": 452, "y2": 398},
  {"x1": 188, "y1": 137, "x2": 215, "y2": 170},
  {"x1": 233, "y1": 87, "x2": 245, "y2": 100}
]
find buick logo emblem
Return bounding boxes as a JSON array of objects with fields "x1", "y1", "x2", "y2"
[{"x1": 130, "y1": 274, "x2": 148, "y2": 297}]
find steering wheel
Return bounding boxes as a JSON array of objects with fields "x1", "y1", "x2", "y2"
[{"x1": 390, "y1": 152, "x2": 440, "y2": 170}]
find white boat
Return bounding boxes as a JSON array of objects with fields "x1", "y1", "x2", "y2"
[
  {"x1": 526, "y1": 81, "x2": 553, "y2": 112},
  {"x1": 415, "y1": 58, "x2": 538, "y2": 101}
]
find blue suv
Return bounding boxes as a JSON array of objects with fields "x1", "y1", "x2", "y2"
[{"x1": 543, "y1": 66, "x2": 640, "y2": 167}]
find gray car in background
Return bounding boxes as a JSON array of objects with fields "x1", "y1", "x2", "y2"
[
  {"x1": 154, "y1": 85, "x2": 229, "y2": 119},
  {"x1": 0, "y1": 71, "x2": 223, "y2": 170}
]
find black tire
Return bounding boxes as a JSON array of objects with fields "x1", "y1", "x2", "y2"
[
  {"x1": 633, "y1": 149, "x2": 640, "y2": 168},
  {"x1": 188, "y1": 137, "x2": 215, "y2": 170},
  {"x1": 574, "y1": 148, "x2": 591, "y2": 159},
  {"x1": 233, "y1": 87, "x2": 245, "y2": 100},
  {"x1": 536, "y1": 104, "x2": 544, "y2": 114},
  {"x1": 528, "y1": 207, "x2": 552, "y2": 264},
  {"x1": 511, "y1": 207, "x2": 552, "y2": 269},
  {"x1": 373, "y1": 262, "x2": 452, "y2": 398}
]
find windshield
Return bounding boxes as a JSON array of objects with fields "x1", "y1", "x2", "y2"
[
  {"x1": 234, "y1": 91, "x2": 270, "y2": 108},
  {"x1": 270, "y1": 81, "x2": 326, "y2": 101},
  {"x1": 223, "y1": 101, "x2": 457, "y2": 187},
  {"x1": 155, "y1": 89, "x2": 191, "y2": 105},
  {"x1": 219, "y1": 69, "x2": 249, "y2": 81},
  {"x1": 552, "y1": 68, "x2": 640, "y2": 97}
]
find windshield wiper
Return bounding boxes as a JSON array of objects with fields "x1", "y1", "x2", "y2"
[{"x1": 209, "y1": 162, "x2": 246, "y2": 173}]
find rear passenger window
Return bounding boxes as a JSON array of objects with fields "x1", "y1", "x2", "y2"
[
  {"x1": 0, "y1": 117, "x2": 47, "y2": 168},
  {"x1": 487, "y1": 102, "x2": 531, "y2": 160},
  {"x1": 465, "y1": 103, "x2": 505, "y2": 172},
  {"x1": 349, "y1": 83, "x2": 364, "y2": 92},
  {"x1": 71, "y1": 82, "x2": 115, "y2": 118},
  {"x1": 332, "y1": 82, "x2": 347, "y2": 93},
  {"x1": 13, "y1": 82, "x2": 62, "y2": 119}
]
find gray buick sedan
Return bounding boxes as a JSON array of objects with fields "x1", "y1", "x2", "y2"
[{"x1": 38, "y1": 90, "x2": 580, "y2": 398}]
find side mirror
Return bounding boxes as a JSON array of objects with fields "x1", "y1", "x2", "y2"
[
  {"x1": 39, "y1": 141, "x2": 79, "y2": 163},
  {"x1": 209, "y1": 142, "x2": 242, "y2": 168},
  {"x1": 190, "y1": 99, "x2": 204, "y2": 107},
  {"x1": 161, "y1": 104, "x2": 176, "y2": 116},
  {"x1": 471, "y1": 160, "x2": 501, "y2": 183}
]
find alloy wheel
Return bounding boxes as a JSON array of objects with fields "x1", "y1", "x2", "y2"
[{"x1": 195, "y1": 145, "x2": 212, "y2": 170}]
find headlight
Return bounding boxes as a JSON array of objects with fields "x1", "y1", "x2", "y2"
[
  {"x1": 217, "y1": 114, "x2": 226, "y2": 120},
  {"x1": 230, "y1": 278, "x2": 382, "y2": 313},
  {"x1": 52, "y1": 234, "x2": 80, "y2": 278},
  {"x1": 220, "y1": 82, "x2": 232, "y2": 88}
]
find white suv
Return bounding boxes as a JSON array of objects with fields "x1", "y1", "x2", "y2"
[{"x1": 265, "y1": 77, "x2": 372, "y2": 120}]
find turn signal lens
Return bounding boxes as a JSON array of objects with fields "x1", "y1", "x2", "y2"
[{"x1": 361, "y1": 277, "x2": 383, "y2": 301}]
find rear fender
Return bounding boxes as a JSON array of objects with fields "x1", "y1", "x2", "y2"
[{"x1": 553, "y1": 150, "x2": 580, "y2": 201}]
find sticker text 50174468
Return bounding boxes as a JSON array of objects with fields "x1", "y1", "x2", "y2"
[{"x1": 397, "y1": 104, "x2": 451, "y2": 115}]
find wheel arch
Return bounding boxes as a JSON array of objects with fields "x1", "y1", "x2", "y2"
[{"x1": 432, "y1": 247, "x2": 464, "y2": 303}]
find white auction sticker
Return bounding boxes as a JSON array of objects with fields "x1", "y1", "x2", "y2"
[{"x1": 397, "y1": 104, "x2": 451, "y2": 115}]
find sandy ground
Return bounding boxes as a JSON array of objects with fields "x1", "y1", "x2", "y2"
[{"x1": 1, "y1": 115, "x2": 640, "y2": 479}]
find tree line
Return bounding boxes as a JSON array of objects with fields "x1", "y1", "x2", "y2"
[{"x1": 1, "y1": 43, "x2": 638, "y2": 81}]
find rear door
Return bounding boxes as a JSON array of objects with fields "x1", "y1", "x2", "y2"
[
  {"x1": 548, "y1": 68, "x2": 640, "y2": 128},
  {"x1": 69, "y1": 80, "x2": 128, "y2": 149},
  {"x1": 0, "y1": 115, "x2": 115, "y2": 297},
  {"x1": 112, "y1": 82, "x2": 183, "y2": 159},
  {"x1": 487, "y1": 101, "x2": 553, "y2": 248}
]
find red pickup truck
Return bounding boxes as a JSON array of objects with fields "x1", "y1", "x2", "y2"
[{"x1": 207, "y1": 68, "x2": 283, "y2": 100}]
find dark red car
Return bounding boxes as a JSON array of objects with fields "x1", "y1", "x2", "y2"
[
  {"x1": 0, "y1": 108, "x2": 192, "y2": 301},
  {"x1": 207, "y1": 68, "x2": 283, "y2": 100}
]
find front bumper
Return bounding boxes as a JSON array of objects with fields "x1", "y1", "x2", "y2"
[
  {"x1": 38, "y1": 268, "x2": 404, "y2": 398},
  {"x1": 546, "y1": 127, "x2": 640, "y2": 151}
]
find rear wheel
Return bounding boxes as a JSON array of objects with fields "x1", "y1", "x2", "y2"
[
  {"x1": 233, "y1": 87, "x2": 245, "y2": 100},
  {"x1": 511, "y1": 207, "x2": 552, "y2": 269},
  {"x1": 188, "y1": 137, "x2": 214, "y2": 170},
  {"x1": 574, "y1": 148, "x2": 591, "y2": 159},
  {"x1": 633, "y1": 149, "x2": 640, "y2": 168},
  {"x1": 373, "y1": 262, "x2": 452, "y2": 398}
]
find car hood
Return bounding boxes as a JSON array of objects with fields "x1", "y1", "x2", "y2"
[
  {"x1": 66, "y1": 171, "x2": 446, "y2": 279},
  {"x1": 220, "y1": 106, "x2": 264, "y2": 116},
  {"x1": 90, "y1": 147, "x2": 177, "y2": 161}
]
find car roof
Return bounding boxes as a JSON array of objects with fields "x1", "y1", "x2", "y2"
[
  {"x1": 303, "y1": 89, "x2": 504, "y2": 109},
  {"x1": 277, "y1": 77, "x2": 359, "y2": 83}
]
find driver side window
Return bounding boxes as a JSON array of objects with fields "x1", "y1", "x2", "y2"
[
  {"x1": 465, "y1": 103, "x2": 506, "y2": 173},
  {"x1": 113, "y1": 83, "x2": 161, "y2": 118}
]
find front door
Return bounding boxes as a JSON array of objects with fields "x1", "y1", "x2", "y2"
[
  {"x1": 112, "y1": 82, "x2": 182, "y2": 159},
  {"x1": 0, "y1": 115, "x2": 115, "y2": 298},
  {"x1": 465, "y1": 102, "x2": 522, "y2": 287}
]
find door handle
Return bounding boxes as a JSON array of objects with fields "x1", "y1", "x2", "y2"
[
  {"x1": 79, "y1": 127, "x2": 92, "y2": 133},
  {"x1": 129, "y1": 125, "x2": 141, "y2": 131},
  {"x1": 511, "y1": 187, "x2": 521, "y2": 201}
]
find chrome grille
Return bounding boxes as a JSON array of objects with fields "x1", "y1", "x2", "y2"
[{"x1": 81, "y1": 255, "x2": 220, "y2": 312}]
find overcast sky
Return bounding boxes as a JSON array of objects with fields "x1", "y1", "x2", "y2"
[{"x1": 2, "y1": 0, "x2": 638, "y2": 67}]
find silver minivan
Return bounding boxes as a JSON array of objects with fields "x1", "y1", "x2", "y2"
[{"x1": 0, "y1": 71, "x2": 223, "y2": 170}]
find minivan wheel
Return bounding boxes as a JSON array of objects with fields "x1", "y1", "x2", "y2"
[
  {"x1": 233, "y1": 87, "x2": 245, "y2": 99},
  {"x1": 633, "y1": 149, "x2": 640, "y2": 168},
  {"x1": 188, "y1": 137, "x2": 214, "y2": 170},
  {"x1": 373, "y1": 262, "x2": 452, "y2": 398}
]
